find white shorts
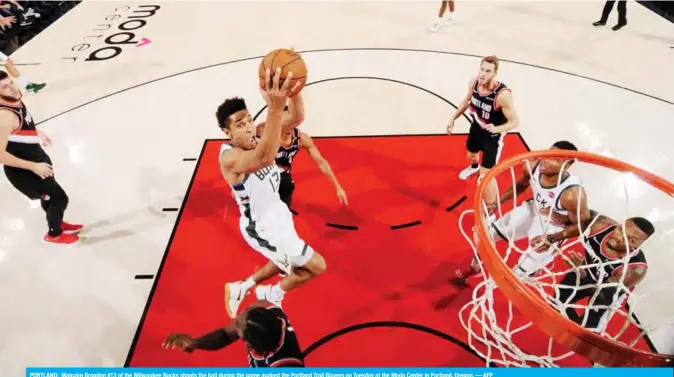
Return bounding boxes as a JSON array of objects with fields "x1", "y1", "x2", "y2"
[
  {"x1": 490, "y1": 200, "x2": 564, "y2": 275},
  {"x1": 239, "y1": 214, "x2": 314, "y2": 275}
]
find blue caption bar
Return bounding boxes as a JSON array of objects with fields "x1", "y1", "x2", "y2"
[{"x1": 24, "y1": 367, "x2": 674, "y2": 377}]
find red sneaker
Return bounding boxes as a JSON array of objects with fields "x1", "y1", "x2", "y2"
[
  {"x1": 61, "y1": 221, "x2": 83, "y2": 234},
  {"x1": 43, "y1": 233, "x2": 79, "y2": 244}
]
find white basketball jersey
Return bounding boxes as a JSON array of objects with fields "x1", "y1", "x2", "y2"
[
  {"x1": 529, "y1": 162, "x2": 582, "y2": 216},
  {"x1": 220, "y1": 143, "x2": 289, "y2": 223}
]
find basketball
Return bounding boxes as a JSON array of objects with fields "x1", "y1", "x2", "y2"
[{"x1": 258, "y1": 48, "x2": 307, "y2": 97}]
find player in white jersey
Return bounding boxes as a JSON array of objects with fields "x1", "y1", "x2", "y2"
[
  {"x1": 454, "y1": 141, "x2": 591, "y2": 283},
  {"x1": 217, "y1": 69, "x2": 327, "y2": 318}
]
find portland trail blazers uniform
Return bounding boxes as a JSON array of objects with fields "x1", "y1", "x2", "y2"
[
  {"x1": 275, "y1": 128, "x2": 301, "y2": 208},
  {"x1": 1, "y1": 101, "x2": 52, "y2": 198},
  {"x1": 467, "y1": 80, "x2": 510, "y2": 169},
  {"x1": 491, "y1": 161, "x2": 582, "y2": 276},
  {"x1": 220, "y1": 141, "x2": 314, "y2": 274},
  {"x1": 247, "y1": 305, "x2": 304, "y2": 368},
  {"x1": 1, "y1": 99, "x2": 77, "y2": 242},
  {"x1": 556, "y1": 224, "x2": 647, "y2": 330}
]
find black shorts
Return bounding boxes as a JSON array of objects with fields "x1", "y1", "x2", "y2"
[
  {"x1": 466, "y1": 122, "x2": 505, "y2": 169},
  {"x1": 3, "y1": 154, "x2": 59, "y2": 200},
  {"x1": 279, "y1": 171, "x2": 295, "y2": 208}
]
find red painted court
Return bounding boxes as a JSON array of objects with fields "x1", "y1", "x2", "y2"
[{"x1": 125, "y1": 135, "x2": 651, "y2": 367}]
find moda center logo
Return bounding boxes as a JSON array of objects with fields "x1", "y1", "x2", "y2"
[{"x1": 62, "y1": 5, "x2": 160, "y2": 62}]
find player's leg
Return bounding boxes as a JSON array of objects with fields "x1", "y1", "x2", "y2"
[
  {"x1": 478, "y1": 133, "x2": 505, "y2": 206},
  {"x1": 255, "y1": 234, "x2": 327, "y2": 306},
  {"x1": 40, "y1": 174, "x2": 81, "y2": 243},
  {"x1": 452, "y1": 202, "x2": 535, "y2": 285},
  {"x1": 224, "y1": 260, "x2": 282, "y2": 318},
  {"x1": 613, "y1": 0, "x2": 627, "y2": 30},
  {"x1": 223, "y1": 221, "x2": 285, "y2": 318},
  {"x1": 459, "y1": 123, "x2": 484, "y2": 180},
  {"x1": 3, "y1": 165, "x2": 78, "y2": 244},
  {"x1": 430, "y1": 1, "x2": 452, "y2": 31},
  {"x1": 593, "y1": 1, "x2": 615, "y2": 26}
]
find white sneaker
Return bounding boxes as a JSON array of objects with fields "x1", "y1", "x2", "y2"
[
  {"x1": 430, "y1": 20, "x2": 441, "y2": 32},
  {"x1": 255, "y1": 285, "x2": 284, "y2": 308},
  {"x1": 459, "y1": 165, "x2": 480, "y2": 180},
  {"x1": 445, "y1": 13, "x2": 454, "y2": 25},
  {"x1": 224, "y1": 281, "x2": 249, "y2": 318}
]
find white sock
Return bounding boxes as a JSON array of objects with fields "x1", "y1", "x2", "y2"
[
  {"x1": 15, "y1": 75, "x2": 29, "y2": 90},
  {"x1": 270, "y1": 283, "x2": 286, "y2": 301},
  {"x1": 241, "y1": 276, "x2": 256, "y2": 291}
]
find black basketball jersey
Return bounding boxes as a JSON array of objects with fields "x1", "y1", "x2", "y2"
[
  {"x1": 275, "y1": 129, "x2": 300, "y2": 172},
  {"x1": 583, "y1": 224, "x2": 647, "y2": 283},
  {"x1": 247, "y1": 306, "x2": 304, "y2": 368},
  {"x1": 0, "y1": 100, "x2": 46, "y2": 161},
  {"x1": 468, "y1": 80, "x2": 510, "y2": 129}
]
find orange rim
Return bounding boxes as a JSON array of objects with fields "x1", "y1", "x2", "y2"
[{"x1": 474, "y1": 149, "x2": 674, "y2": 367}]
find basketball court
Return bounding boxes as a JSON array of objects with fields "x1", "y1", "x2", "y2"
[{"x1": 1, "y1": 1, "x2": 674, "y2": 373}]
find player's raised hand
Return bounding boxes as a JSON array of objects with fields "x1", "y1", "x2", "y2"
[{"x1": 260, "y1": 68, "x2": 300, "y2": 111}]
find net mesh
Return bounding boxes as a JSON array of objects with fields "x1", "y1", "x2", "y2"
[{"x1": 458, "y1": 153, "x2": 674, "y2": 367}]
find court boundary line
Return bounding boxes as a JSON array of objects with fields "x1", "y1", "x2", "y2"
[{"x1": 34, "y1": 47, "x2": 673, "y2": 129}]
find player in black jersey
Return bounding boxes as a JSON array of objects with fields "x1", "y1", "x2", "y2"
[
  {"x1": 256, "y1": 99, "x2": 348, "y2": 209},
  {"x1": 162, "y1": 300, "x2": 304, "y2": 368},
  {"x1": 0, "y1": 71, "x2": 81, "y2": 244},
  {"x1": 554, "y1": 211, "x2": 652, "y2": 330},
  {"x1": 447, "y1": 55, "x2": 520, "y2": 206}
]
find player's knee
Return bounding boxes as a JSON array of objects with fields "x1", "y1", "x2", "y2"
[
  {"x1": 51, "y1": 190, "x2": 69, "y2": 209},
  {"x1": 307, "y1": 252, "x2": 327, "y2": 276}
]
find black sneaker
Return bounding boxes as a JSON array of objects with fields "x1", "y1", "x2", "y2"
[
  {"x1": 592, "y1": 20, "x2": 606, "y2": 26},
  {"x1": 612, "y1": 22, "x2": 627, "y2": 31}
]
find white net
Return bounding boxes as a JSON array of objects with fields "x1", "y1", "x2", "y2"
[{"x1": 457, "y1": 152, "x2": 674, "y2": 367}]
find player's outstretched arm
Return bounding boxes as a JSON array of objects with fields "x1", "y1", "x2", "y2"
[
  {"x1": 284, "y1": 92, "x2": 305, "y2": 131},
  {"x1": 447, "y1": 79, "x2": 474, "y2": 134},
  {"x1": 301, "y1": 131, "x2": 348, "y2": 205},
  {"x1": 495, "y1": 162, "x2": 532, "y2": 207},
  {"x1": 162, "y1": 300, "x2": 275, "y2": 353}
]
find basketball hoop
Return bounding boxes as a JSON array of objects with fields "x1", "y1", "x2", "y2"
[{"x1": 459, "y1": 149, "x2": 674, "y2": 367}]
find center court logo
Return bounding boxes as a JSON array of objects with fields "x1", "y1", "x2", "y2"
[{"x1": 62, "y1": 4, "x2": 161, "y2": 63}]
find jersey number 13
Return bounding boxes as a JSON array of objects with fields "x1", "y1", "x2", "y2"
[{"x1": 269, "y1": 170, "x2": 281, "y2": 193}]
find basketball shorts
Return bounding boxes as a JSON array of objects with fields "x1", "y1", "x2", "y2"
[
  {"x1": 239, "y1": 210, "x2": 314, "y2": 274},
  {"x1": 3, "y1": 153, "x2": 57, "y2": 200},
  {"x1": 489, "y1": 200, "x2": 564, "y2": 276},
  {"x1": 466, "y1": 122, "x2": 505, "y2": 169}
]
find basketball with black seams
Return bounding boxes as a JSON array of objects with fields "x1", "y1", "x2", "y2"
[{"x1": 258, "y1": 48, "x2": 307, "y2": 97}]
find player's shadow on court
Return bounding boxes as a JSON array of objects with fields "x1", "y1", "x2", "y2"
[
  {"x1": 78, "y1": 201, "x2": 177, "y2": 245},
  {"x1": 388, "y1": 261, "x2": 473, "y2": 310}
]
